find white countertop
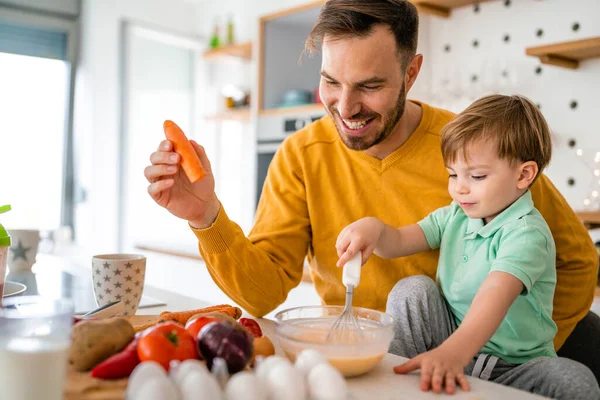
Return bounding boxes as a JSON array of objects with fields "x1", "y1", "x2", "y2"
[
  {"x1": 34, "y1": 252, "x2": 545, "y2": 399},
  {"x1": 137, "y1": 281, "x2": 545, "y2": 399}
]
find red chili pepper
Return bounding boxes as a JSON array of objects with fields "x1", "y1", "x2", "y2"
[
  {"x1": 239, "y1": 318, "x2": 263, "y2": 338},
  {"x1": 90, "y1": 335, "x2": 141, "y2": 379}
]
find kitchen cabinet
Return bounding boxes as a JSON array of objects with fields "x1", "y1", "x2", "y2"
[
  {"x1": 255, "y1": 2, "x2": 327, "y2": 215},
  {"x1": 258, "y1": 1, "x2": 325, "y2": 116}
]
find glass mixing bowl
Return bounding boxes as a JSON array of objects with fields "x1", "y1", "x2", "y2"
[{"x1": 274, "y1": 305, "x2": 395, "y2": 377}]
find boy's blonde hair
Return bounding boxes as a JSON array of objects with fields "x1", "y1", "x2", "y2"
[{"x1": 441, "y1": 94, "x2": 552, "y2": 182}]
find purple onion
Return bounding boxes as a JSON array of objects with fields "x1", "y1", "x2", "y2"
[{"x1": 198, "y1": 321, "x2": 254, "y2": 373}]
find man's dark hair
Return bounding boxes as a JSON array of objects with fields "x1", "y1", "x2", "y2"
[{"x1": 305, "y1": 0, "x2": 419, "y2": 66}]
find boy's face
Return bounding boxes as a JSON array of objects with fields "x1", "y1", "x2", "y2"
[{"x1": 446, "y1": 140, "x2": 525, "y2": 224}]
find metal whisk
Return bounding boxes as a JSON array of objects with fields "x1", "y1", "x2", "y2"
[{"x1": 326, "y1": 252, "x2": 363, "y2": 343}]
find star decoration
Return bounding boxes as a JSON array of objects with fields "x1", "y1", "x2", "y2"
[
  {"x1": 104, "y1": 287, "x2": 112, "y2": 295},
  {"x1": 10, "y1": 239, "x2": 31, "y2": 262},
  {"x1": 103, "y1": 275, "x2": 110, "y2": 282},
  {"x1": 98, "y1": 294, "x2": 104, "y2": 300},
  {"x1": 135, "y1": 281, "x2": 140, "y2": 287},
  {"x1": 133, "y1": 293, "x2": 138, "y2": 299},
  {"x1": 114, "y1": 282, "x2": 122, "y2": 289},
  {"x1": 125, "y1": 275, "x2": 133, "y2": 282},
  {"x1": 114, "y1": 269, "x2": 122, "y2": 276},
  {"x1": 125, "y1": 262, "x2": 133, "y2": 269},
  {"x1": 125, "y1": 299, "x2": 131, "y2": 306},
  {"x1": 103, "y1": 262, "x2": 110, "y2": 269},
  {"x1": 115, "y1": 294, "x2": 122, "y2": 301},
  {"x1": 96, "y1": 281, "x2": 101, "y2": 288},
  {"x1": 125, "y1": 288, "x2": 132, "y2": 294},
  {"x1": 135, "y1": 267, "x2": 141, "y2": 274},
  {"x1": 95, "y1": 268, "x2": 101, "y2": 275}
]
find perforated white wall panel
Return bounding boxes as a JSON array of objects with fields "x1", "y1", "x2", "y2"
[{"x1": 418, "y1": 0, "x2": 600, "y2": 211}]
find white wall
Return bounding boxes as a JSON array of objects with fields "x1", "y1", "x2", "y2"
[
  {"x1": 421, "y1": 0, "x2": 600, "y2": 212},
  {"x1": 73, "y1": 0, "x2": 199, "y2": 253}
]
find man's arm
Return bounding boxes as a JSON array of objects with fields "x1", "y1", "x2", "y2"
[
  {"x1": 531, "y1": 175, "x2": 599, "y2": 349},
  {"x1": 191, "y1": 140, "x2": 310, "y2": 317}
]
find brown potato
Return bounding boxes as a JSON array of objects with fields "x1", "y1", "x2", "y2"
[
  {"x1": 68, "y1": 318, "x2": 134, "y2": 371},
  {"x1": 250, "y1": 335, "x2": 275, "y2": 367}
]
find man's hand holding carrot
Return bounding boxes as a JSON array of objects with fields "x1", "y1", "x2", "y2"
[{"x1": 144, "y1": 122, "x2": 220, "y2": 229}]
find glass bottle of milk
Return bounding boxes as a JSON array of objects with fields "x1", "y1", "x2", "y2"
[{"x1": 0, "y1": 296, "x2": 74, "y2": 400}]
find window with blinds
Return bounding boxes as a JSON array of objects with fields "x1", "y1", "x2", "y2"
[
  {"x1": 0, "y1": 9, "x2": 75, "y2": 232},
  {"x1": 0, "y1": 20, "x2": 67, "y2": 60}
]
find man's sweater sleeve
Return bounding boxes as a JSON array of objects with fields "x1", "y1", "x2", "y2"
[
  {"x1": 191, "y1": 138, "x2": 310, "y2": 317},
  {"x1": 531, "y1": 174, "x2": 599, "y2": 349}
]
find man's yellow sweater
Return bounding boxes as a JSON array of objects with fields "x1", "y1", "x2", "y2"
[{"x1": 192, "y1": 101, "x2": 598, "y2": 349}]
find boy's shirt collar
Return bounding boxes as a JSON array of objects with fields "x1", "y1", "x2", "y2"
[{"x1": 465, "y1": 191, "x2": 534, "y2": 237}]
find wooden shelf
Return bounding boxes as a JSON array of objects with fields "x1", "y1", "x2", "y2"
[
  {"x1": 526, "y1": 37, "x2": 600, "y2": 69},
  {"x1": 203, "y1": 41, "x2": 253, "y2": 61},
  {"x1": 204, "y1": 108, "x2": 251, "y2": 122},
  {"x1": 576, "y1": 210, "x2": 600, "y2": 230},
  {"x1": 409, "y1": 0, "x2": 495, "y2": 18},
  {"x1": 260, "y1": 103, "x2": 325, "y2": 117}
]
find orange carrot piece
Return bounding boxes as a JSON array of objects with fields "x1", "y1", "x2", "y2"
[
  {"x1": 158, "y1": 305, "x2": 242, "y2": 325},
  {"x1": 132, "y1": 305, "x2": 242, "y2": 333},
  {"x1": 163, "y1": 120, "x2": 206, "y2": 183}
]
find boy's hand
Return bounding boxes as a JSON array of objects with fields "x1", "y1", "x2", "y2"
[
  {"x1": 393, "y1": 345, "x2": 471, "y2": 394},
  {"x1": 336, "y1": 217, "x2": 384, "y2": 267}
]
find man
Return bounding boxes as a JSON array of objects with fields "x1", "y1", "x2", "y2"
[{"x1": 144, "y1": 0, "x2": 600, "y2": 382}]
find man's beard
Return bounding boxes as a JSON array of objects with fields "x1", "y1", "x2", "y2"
[{"x1": 330, "y1": 82, "x2": 407, "y2": 151}]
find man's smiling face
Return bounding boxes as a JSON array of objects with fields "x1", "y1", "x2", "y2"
[{"x1": 319, "y1": 24, "x2": 408, "y2": 151}]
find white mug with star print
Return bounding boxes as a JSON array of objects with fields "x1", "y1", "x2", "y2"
[
  {"x1": 7, "y1": 229, "x2": 40, "y2": 272},
  {"x1": 91, "y1": 254, "x2": 146, "y2": 315}
]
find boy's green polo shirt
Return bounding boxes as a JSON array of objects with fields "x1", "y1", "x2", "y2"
[{"x1": 418, "y1": 191, "x2": 557, "y2": 364}]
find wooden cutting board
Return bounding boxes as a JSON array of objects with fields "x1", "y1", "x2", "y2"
[{"x1": 64, "y1": 315, "x2": 158, "y2": 400}]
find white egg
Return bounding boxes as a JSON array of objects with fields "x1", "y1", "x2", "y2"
[
  {"x1": 255, "y1": 355, "x2": 291, "y2": 382},
  {"x1": 129, "y1": 377, "x2": 179, "y2": 400},
  {"x1": 126, "y1": 361, "x2": 168, "y2": 399},
  {"x1": 265, "y1": 362, "x2": 306, "y2": 400},
  {"x1": 179, "y1": 369, "x2": 223, "y2": 400},
  {"x1": 294, "y1": 349, "x2": 328, "y2": 377},
  {"x1": 170, "y1": 359, "x2": 209, "y2": 387},
  {"x1": 307, "y1": 363, "x2": 348, "y2": 400},
  {"x1": 225, "y1": 371, "x2": 267, "y2": 400}
]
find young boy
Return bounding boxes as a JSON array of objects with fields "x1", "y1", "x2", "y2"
[{"x1": 336, "y1": 94, "x2": 600, "y2": 399}]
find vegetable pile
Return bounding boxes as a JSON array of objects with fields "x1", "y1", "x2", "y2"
[
  {"x1": 68, "y1": 305, "x2": 274, "y2": 381},
  {"x1": 68, "y1": 304, "x2": 349, "y2": 399}
]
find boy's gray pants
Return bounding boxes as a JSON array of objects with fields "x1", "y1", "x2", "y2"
[{"x1": 386, "y1": 275, "x2": 600, "y2": 400}]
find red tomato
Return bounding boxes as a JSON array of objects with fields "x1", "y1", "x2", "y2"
[
  {"x1": 185, "y1": 316, "x2": 218, "y2": 339},
  {"x1": 137, "y1": 322, "x2": 198, "y2": 370},
  {"x1": 239, "y1": 318, "x2": 263, "y2": 338}
]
